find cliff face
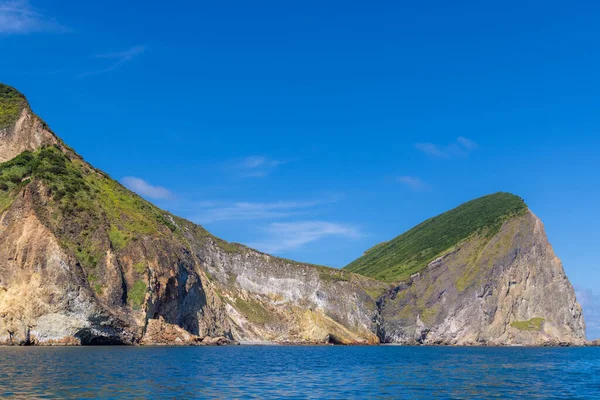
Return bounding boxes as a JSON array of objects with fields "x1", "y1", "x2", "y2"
[
  {"x1": 0, "y1": 177, "x2": 232, "y2": 345},
  {"x1": 376, "y1": 211, "x2": 585, "y2": 345},
  {"x1": 0, "y1": 83, "x2": 587, "y2": 346},
  {"x1": 0, "y1": 96, "x2": 58, "y2": 163},
  {"x1": 0, "y1": 84, "x2": 385, "y2": 345},
  {"x1": 191, "y1": 234, "x2": 387, "y2": 344},
  {"x1": 0, "y1": 187, "x2": 129, "y2": 345}
]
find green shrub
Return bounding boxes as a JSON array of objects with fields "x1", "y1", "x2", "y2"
[
  {"x1": 317, "y1": 267, "x2": 350, "y2": 283},
  {"x1": 511, "y1": 317, "x2": 544, "y2": 331},
  {"x1": 233, "y1": 297, "x2": 277, "y2": 325},
  {"x1": 93, "y1": 283, "x2": 103, "y2": 295},
  {"x1": 128, "y1": 280, "x2": 147, "y2": 309},
  {"x1": 133, "y1": 262, "x2": 146, "y2": 274},
  {"x1": 108, "y1": 226, "x2": 128, "y2": 251}
]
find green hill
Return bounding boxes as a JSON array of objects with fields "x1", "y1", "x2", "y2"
[{"x1": 343, "y1": 192, "x2": 527, "y2": 282}]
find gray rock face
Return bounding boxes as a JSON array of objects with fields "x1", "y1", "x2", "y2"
[
  {"x1": 190, "y1": 234, "x2": 387, "y2": 344},
  {"x1": 377, "y1": 211, "x2": 586, "y2": 345}
]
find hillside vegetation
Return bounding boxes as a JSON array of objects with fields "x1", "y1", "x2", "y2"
[
  {"x1": 0, "y1": 146, "x2": 184, "y2": 267},
  {"x1": 0, "y1": 84, "x2": 27, "y2": 129},
  {"x1": 344, "y1": 192, "x2": 527, "y2": 282}
]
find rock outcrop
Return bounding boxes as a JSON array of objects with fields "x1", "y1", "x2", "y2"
[
  {"x1": 191, "y1": 235, "x2": 386, "y2": 344},
  {"x1": 0, "y1": 83, "x2": 587, "y2": 346},
  {"x1": 140, "y1": 317, "x2": 232, "y2": 345},
  {"x1": 0, "y1": 92, "x2": 58, "y2": 163},
  {"x1": 376, "y1": 211, "x2": 586, "y2": 345}
]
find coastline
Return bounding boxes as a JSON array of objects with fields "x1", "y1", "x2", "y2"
[{"x1": 1, "y1": 339, "x2": 594, "y2": 347}]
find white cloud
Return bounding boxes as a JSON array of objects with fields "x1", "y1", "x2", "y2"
[
  {"x1": 78, "y1": 45, "x2": 147, "y2": 78},
  {"x1": 0, "y1": 0, "x2": 64, "y2": 34},
  {"x1": 93, "y1": 46, "x2": 147, "y2": 61},
  {"x1": 575, "y1": 286, "x2": 600, "y2": 340},
  {"x1": 414, "y1": 143, "x2": 448, "y2": 158},
  {"x1": 193, "y1": 196, "x2": 341, "y2": 224},
  {"x1": 415, "y1": 136, "x2": 478, "y2": 158},
  {"x1": 247, "y1": 221, "x2": 362, "y2": 254},
  {"x1": 457, "y1": 136, "x2": 478, "y2": 151},
  {"x1": 228, "y1": 156, "x2": 285, "y2": 178},
  {"x1": 397, "y1": 176, "x2": 430, "y2": 191},
  {"x1": 121, "y1": 176, "x2": 173, "y2": 200}
]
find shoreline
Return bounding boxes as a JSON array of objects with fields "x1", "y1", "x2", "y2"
[{"x1": 1, "y1": 341, "x2": 595, "y2": 348}]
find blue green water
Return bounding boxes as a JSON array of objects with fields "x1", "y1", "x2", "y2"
[{"x1": 0, "y1": 346, "x2": 599, "y2": 399}]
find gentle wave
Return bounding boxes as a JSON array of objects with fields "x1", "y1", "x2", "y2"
[{"x1": 0, "y1": 346, "x2": 599, "y2": 399}]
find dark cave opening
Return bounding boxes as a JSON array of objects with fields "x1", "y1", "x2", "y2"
[{"x1": 75, "y1": 329, "x2": 126, "y2": 345}]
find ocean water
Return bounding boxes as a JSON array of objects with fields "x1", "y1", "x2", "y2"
[{"x1": 0, "y1": 346, "x2": 599, "y2": 399}]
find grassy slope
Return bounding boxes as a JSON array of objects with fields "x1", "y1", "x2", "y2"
[
  {"x1": 344, "y1": 192, "x2": 527, "y2": 282},
  {"x1": 0, "y1": 146, "x2": 178, "y2": 265},
  {"x1": 0, "y1": 84, "x2": 27, "y2": 129}
]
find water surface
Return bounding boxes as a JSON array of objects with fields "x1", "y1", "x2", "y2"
[{"x1": 0, "y1": 346, "x2": 599, "y2": 398}]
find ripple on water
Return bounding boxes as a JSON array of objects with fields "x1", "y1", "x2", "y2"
[{"x1": 0, "y1": 346, "x2": 599, "y2": 399}]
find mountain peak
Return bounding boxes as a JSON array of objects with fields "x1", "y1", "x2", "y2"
[
  {"x1": 0, "y1": 83, "x2": 26, "y2": 98},
  {"x1": 0, "y1": 83, "x2": 58, "y2": 163},
  {"x1": 0, "y1": 83, "x2": 29, "y2": 131},
  {"x1": 344, "y1": 192, "x2": 528, "y2": 282}
]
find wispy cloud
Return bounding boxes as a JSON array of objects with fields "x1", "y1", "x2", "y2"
[
  {"x1": 121, "y1": 176, "x2": 173, "y2": 200},
  {"x1": 0, "y1": 0, "x2": 64, "y2": 34},
  {"x1": 193, "y1": 200, "x2": 219, "y2": 208},
  {"x1": 193, "y1": 195, "x2": 341, "y2": 224},
  {"x1": 575, "y1": 286, "x2": 600, "y2": 340},
  {"x1": 415, "y1": 136, "x2": 478, "y2": 159},
  {"x1": 397, "y1": 176, "x2": 431, "y2": 191},
  {"x1": 227, "y1": 156, "x2": 286, "y2": 178},
  {"x1": 247, "y1": 221, "x2": 362, "y2": 254},
  {"x1": 78, "y1": 45, "x2": 147, "y2": 78},
  {"x1": 456, "y1": 136, "x2": 478, "y2": 151}
]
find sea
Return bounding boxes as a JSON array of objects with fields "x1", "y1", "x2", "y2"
[{"x1": 0, "y1": 345, "x2": 599, "y2": 399}]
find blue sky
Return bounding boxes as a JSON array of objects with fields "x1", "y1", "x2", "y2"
[{"x1": 1, "y1": 0, "x2": 600, "y2": 338}]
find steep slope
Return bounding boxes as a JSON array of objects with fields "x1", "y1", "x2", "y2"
[
  {"x1": 376, "y1": 210, "x2": 585, "y2": 345},
  {"x1": 0, "y1": 83, "x2": 386, "y2": 345},
  {"x1": 188, "y1": 234, "x2": 387, "y2": 344},
  {"x1": 345, "y1": 194, "x2": 586, "y2": 345},
  {"x1": 0, "y1": 85, "x2": 59, "y2": 163},
  {"x1": 344, "y1": 193, "x2": 528, "y2": 281},
  {"x1": 0, "y1": 146, "x2": 232, "y2": 344}
]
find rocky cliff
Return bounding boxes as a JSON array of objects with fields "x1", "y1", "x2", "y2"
[
  {"x1": 0, "y1": 84, "x2": 386, "y2": 345},
  {"x1": 190, "y1": 233, "x2": 387, "y2": 344},
  {"x1": 374, "y1": 210, "x2": 585, "y2": 345},
  {"x1": 0, "y1": 83, "x2": 587, "y2": 346}
]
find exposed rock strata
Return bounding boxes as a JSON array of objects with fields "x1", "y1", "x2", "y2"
[{"x1": 191, "y1": 236, "x2": 386, "y2": 344}]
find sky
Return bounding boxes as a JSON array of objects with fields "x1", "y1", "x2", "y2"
[{"x1": 1, "y1": 0, "x2": 600, "y2": 338}]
